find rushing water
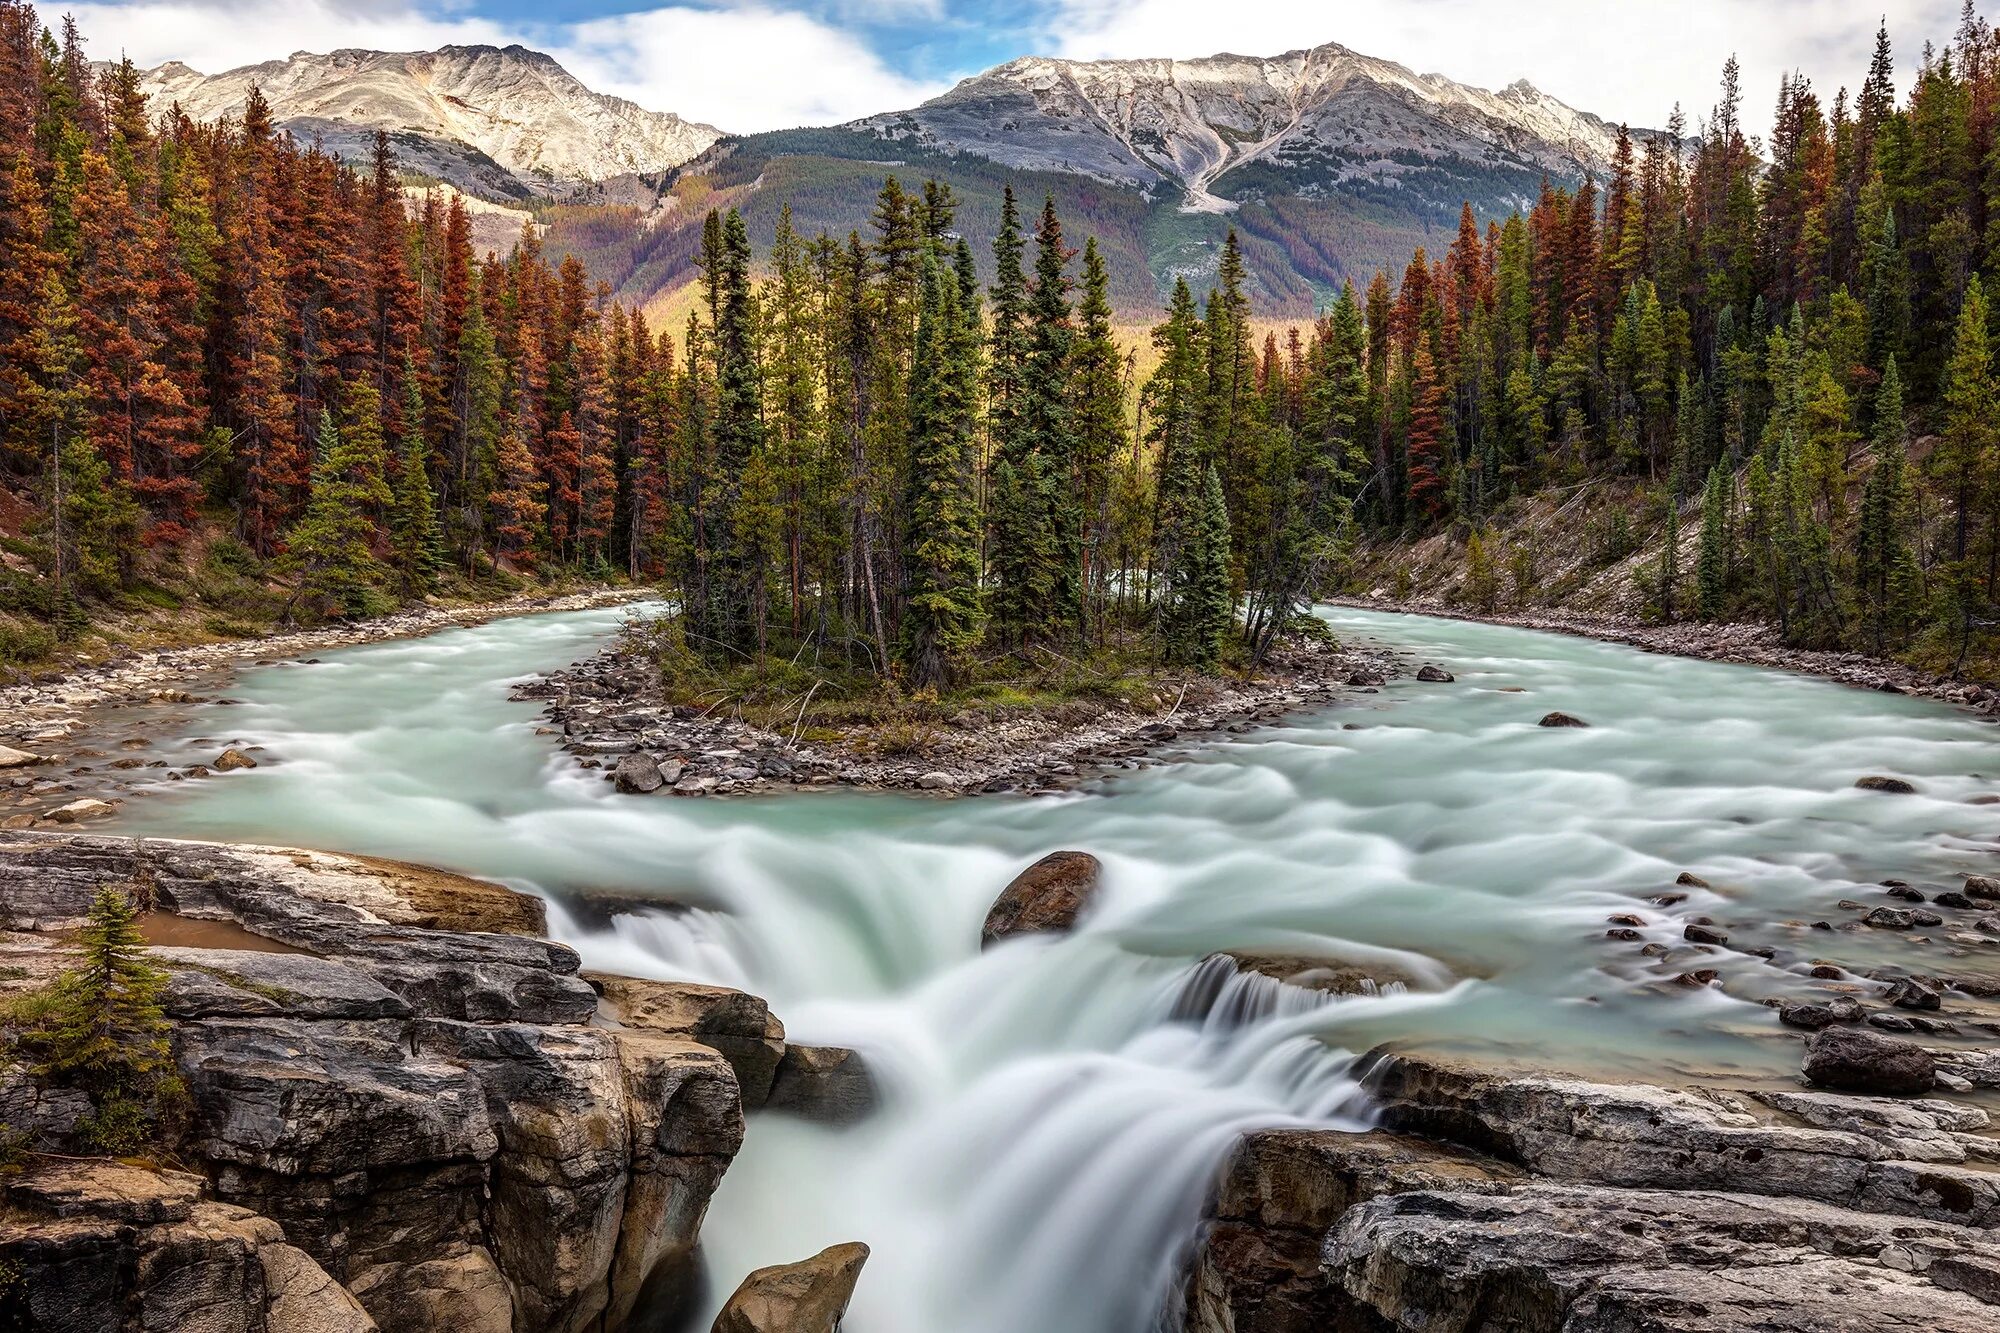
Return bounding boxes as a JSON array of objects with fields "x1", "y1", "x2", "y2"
[{"x1": 109, "y1": 603, "x2": 1999, "y2": 1333}]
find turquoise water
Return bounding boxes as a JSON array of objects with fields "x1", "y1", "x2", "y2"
[{"x1": 113, "y1": 603, "x2": 2000, "y2": 1333}]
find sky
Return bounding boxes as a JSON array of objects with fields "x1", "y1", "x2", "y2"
[{"x1": 62, "y1": 0, "x2": 1970, "y2": 137}]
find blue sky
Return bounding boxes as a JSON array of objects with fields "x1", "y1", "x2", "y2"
[{"x1": 66, "y1": 0, "x2": 1962, "y2": 136}]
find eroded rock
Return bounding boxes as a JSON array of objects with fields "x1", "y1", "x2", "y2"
[
  {"x1": 981, "y1": 850, "x2": 1103, "y2": 946},
  {"x1": 711, "y1": 1242, "x2": 869, "y2": 1333},
  {"x1": 1804, "y1": 1025, "x2": 1936, "y2": 1096}
]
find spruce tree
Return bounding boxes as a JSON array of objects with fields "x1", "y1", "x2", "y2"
[
  {"x1": 390, "y1": 366, "x2": 446, "y2": 597},
  {"x1": 1164, "y1": 462, "x2": 1233, "y2": 667},
  {"x1": 1856, "y1": 356, "x2": 1916, "y2": 651},
  {"x1": 900, "y1": 255, "x2": 984, "y2": 689},
  {"x1": 1697, "y1": 462, "x2": 1731, "y2": 620},
  {"x1": 283, "y1": 407, "x2": 390, "y2": 622}
]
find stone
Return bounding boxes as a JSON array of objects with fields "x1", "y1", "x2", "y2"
[
  {"x1": 1886, "y1": 976, "x2": 1944, "y2": 1010},
  {"x1": 40, "y1": 797, "x2": 115, "y2": 823},
  {"x1": 711, "y1": 1242, "x2": 869, "y2": 1333},
  {"x1": 656, "y1": 758, "x2": 685, "y2": 786},
  {"x1": 1964, "y1": 874, "x2": 2000, "y2": 901},
  {"x1": 215, "y1": 747, "x2": 260, "y2": 771},
  {"x1": 1537, "y1": 711, "x2": 1589, "y2": 728},
  {"x1": 153, "y1": 947, "x2": 414, "y2": 1021},
  {"x1": 1866, "y1": 906, "x2": 1920, "y2": 929},
  {"x1": 981, "y1": 850, "x2": 1103, "y2": 946},
  {"x1": 1803, "y1": 1025, "x2": 1935, "y2": 1095},
  {"x1": 1674, "y1": 871, "x2": 1711, "y2": 888},
  {"x1": 765, "y1": 1044, "x2": 877, "y2": 1124},
  {"x1": 0, "y1": 743, "x2": 44, "y2": 768},
  {"x1": 916, "y1": 770, "x2": 956, "y2": 790},
  {"x1": 1934, "y1": 891, "x2": 1976, "y2": 910},
  {"x1": 1344, "y1": 668, "x2": 1385, "y2": 687},
  {"x1": 588, "y1": 972, "x2": 786, "y2": 1106},
  {"x1": 612, "y1": 753, "x2": 666, "y2": 794},
  {"x1": 1777, "y1": 996, "x2": 1865, "y2": 1029},
  {"x1": 1856, "y1": 774, "x2": 1918, "y2": 794},
  {"x1": 1683, "y1": 922, "x2": 1729, "y2": 945},
  {"x1": 1415, "y1": 664, "x2": 1454, "y2": 682}
]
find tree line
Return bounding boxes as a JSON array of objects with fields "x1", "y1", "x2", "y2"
[{"x1": 1354, "y1": 5, "x2": 2000, "y2": 672}]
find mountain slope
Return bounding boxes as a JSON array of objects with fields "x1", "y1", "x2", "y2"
[
  {"x1": 136, "y1": 46, "x2": 722, "y2": 200},
  {"x1": 851, "y1": 43, "x2": 1636, "y2": 213}
]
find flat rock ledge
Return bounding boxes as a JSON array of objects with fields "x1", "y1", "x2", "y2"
[
  {"x1": 0, "y1": 829, "x2": 830, "y2": 1333},
  {"x1": 1184, "y1": 1051, "x2": 2000, "y2": 1333}
]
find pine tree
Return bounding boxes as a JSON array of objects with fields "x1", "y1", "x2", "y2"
[
  {"x1": 1163, "y1": 462, "x2": 1232, "y2": 667},
  {"x1": 13, "y1": 884, "x2": 176, "y2": 1153},
  {"x1": 1855, "y1": 357, "x2": 1919, "y2": 652},
  {"x1": 1936, "y1": 275, "x2": 1997, "y2": 666}
]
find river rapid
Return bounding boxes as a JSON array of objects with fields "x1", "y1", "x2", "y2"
[{"x1": 106, "y1": 603, "x2": 2000, "y2": 1333}]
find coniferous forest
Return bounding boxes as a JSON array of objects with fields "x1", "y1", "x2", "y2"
[{"x1": 3, "y1": 0, "x2": 2000, "y2": 684}]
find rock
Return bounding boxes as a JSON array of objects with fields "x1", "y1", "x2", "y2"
[
  {"x1": 153, "y1": 947, "x2": 414, "y2": 1020},
  {"x1": 1415, "y1": 664, "x2": 1454, "y2": 682},
  {"x1": 1865, "y1": 906, "x2": 1920, "y2": 929},
  {"x1": 1537, "y1": 711, "x2": 1590, "y2": 728},
  {"x1": 981, "y1": 850, "x2": 1103, "y2": 947},
  {"x1": 1674, "y1": 871, "x2": 1711, "y2": 888},
  {"x1": 1344, "y1": 668, "x2": 1385, "y2": 687},
  {"x1": 916, "y1": 770, "x2": 956, "y2": 790},
  {"x1": 0, "y1": 743, "x2": 45, "y2": 768},
  {"x1": 1803, "y1": 1025, "x2": 1935, "y2": 1095},
  {"x1": 1856, "y1": 775, "x2": 1918, "y2": 794},
  {"x1": 588, "y1": 972, "x2": 786, "y2": 1106},
  {"x1": 711, "y1": 1242, "x2": 869, "y2": 1333},
  {"x1": 765, "y1": 1044, "x2": 877, "y2": 1124},
  {"x1": 1778, "y1": 996, "x2": 1865, "y2": 1029},
  {"x1": 1885, "y1": 976, "x2": 1944, "y2": 1010},
  {"x1": 656, "y1": 758, "x2": 685, "y2": 786},
  {"x1": 1886, "y1": 884, "x2": 1928, "y2": 902},
  {"x1": 612, "y1": 753, "x2": 666, "y2": 793},
  {"x1": 1683, "y1": 923, "x2": 1729, "y2": 945},
  {"x1": 214, "y1": 747, "x2": 260, "y2": 771},
  {"x1": 1964, "y1": 875, "x2": 2000, "y2": 901},
  {"x1": 1934, "y1": 891, "x2": 1976, "y2": 910},
  {"x1": 1326, "y1": 1184, "x2": 2000, "y2": 1333},
  {"x1": 40, "y1": 797, "x2": 116, "y2": 824}
]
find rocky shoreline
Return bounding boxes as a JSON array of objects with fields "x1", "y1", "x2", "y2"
[
  {"x1": 1335, "y1": 593, "x2": 2000, "y2": 719},
  {"x1": 517, "y1": 625, "x2": 1413, "y2": 799}
]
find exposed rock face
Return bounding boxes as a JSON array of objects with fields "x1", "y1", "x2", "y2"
[
  {"x1": 0, "y1": 832, "x2": 748, "y2": 1333},
  {"x1": 854, "y1": 42, "x2": 1647, "y2": 211},
  {"x1": 132, "y1": 46, "x2": 721, "y2": 201},
  {"x1": 711, "y1": 1242, "x2": 870, "y2": 1333},
  {"x1": 588, "y1": 971, "x2": 787, "y2": 1106},
  {"x1": 765, "y1": 1044, "x2": 877, "y2": 1124},
  {"x1": 981, "y1": 850, "x2": 1103, "y2": 946},
  {"x1": 0, "y1": 1160, "x2": 376, "y2": 1332},
  {"x1": 1184, "y1": 1053, "x2": 2000, "y2": 1333}
]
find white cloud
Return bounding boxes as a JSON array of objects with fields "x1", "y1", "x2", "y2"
[
  {"x1": 64, "y1": 0, "x2": 507, "y2": 73},
  {"x1": 544, "y1": 5, "x2": 946, "y2": 131},
  {"x1": 1044, "y1": 0, "x2": 1965, "y2": 140},
  {"x1": 60, "y1": 0, "x2": 946, "y2": 133}
]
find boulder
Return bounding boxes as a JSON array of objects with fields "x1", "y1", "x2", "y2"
[
  {"x1": 40, "y1": 797, "x2": 115, "y2": 823},
  {"x1": 981, "y1": 851, "x2": 1103, "y2": 946},
  {"x1": 1803, "y1": 1025, "x2": 1935, "y2": 1095},
  {"x1": 1344, "y1": 668, "x2": 1386, "y2": 687},
  {"x1": 1856, "y1": 775, "x2": 1919, "y2": 794},
  {"x1": 1776, "y1": 995, "x2": 1864, "y2": 1030},
  {"x1": 587, "y1": 972, "x2": 786, "y2": 1107},
  {"x1": 765, "y1": 1044, "x2": 877, "y2": 1124},
  {"x1": 711, "y1": 1242, "x2": 869, "y2": 1333},
  {"x1": 612, "y1": 754, "x2": 665, "y2": 794},
  {"x1": 1964, "y1": 875, "x2": 2000, "y2": 901},
  {"x1": 1414, "y1": 664, "x2": 1455, "y2": 682},
  {"x1": 916, "y1": 770, "x2": 956, "y2": 790},
  {"x1": 1537, "y1": 711, "x2": 1590, "y2": 728},
  {"x1": 0, "y1": 743, "x2": 45, "y2": 768},
  {"x1": 214, "y1": 747, "x2": 260, "y2": 771}
]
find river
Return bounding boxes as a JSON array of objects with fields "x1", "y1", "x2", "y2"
[{"x1": 104, "y1": 603, "x2": 1999, "y2": 1333}]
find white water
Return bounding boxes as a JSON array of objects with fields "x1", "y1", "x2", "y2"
[{"x1": 112, "y1": 604, "x2": 2000, "y2": 1332}]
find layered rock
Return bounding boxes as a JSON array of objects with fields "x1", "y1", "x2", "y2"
[
  {"x1": 0, "y1": 831, "x2": 749, "y2": 1333},
  {"x1": 1184, "y1": 1053, "x2": 2000, "y2": 1332}
]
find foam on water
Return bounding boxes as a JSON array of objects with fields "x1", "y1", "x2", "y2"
[{"x1": 113, "y1": 602, "x2": 1999, "y2": 1332}]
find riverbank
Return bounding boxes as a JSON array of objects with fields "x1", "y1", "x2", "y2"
[
  {"x1": 1334, "y1": 592, "x2": 2000, "y2": 719},
  {"x1": 520, "y1": 622, "x2": 1417, "y2": 797}
]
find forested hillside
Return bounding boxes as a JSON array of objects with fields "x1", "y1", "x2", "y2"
[{"x1": 1340, "y1": 6, "x2": 2000, "y2": 677}]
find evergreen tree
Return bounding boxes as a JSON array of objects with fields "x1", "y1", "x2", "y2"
[
  {"x1": 1856, "y1": 356, "x2": 1917, "y2": 650},
  {"x1": 1163, "y1": 462, "x2": 1232, "y2": 667},
  {"x1": 284, "y1": 408, "x2": 389, "y2": 621},
  {"x1": 899, "y1": 256, "x2": 984, "y2": 689},
  {"x1": 1697, "y1": 462, "x2": 1731, "y2": 620},
  {"x1": 390, "y1": 365, "x2": 446, "y2": 596}
]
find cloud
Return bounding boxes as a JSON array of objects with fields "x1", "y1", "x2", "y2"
[
  {"x1": 545, "y1": 5, "x2": 947, "y2": 131},
  {"x1": 1041, "y1": 0, "x2": 1964, "y2": 139},
  {"x1": 60, "y1": 0, "x2": 946, "y2": 133}
]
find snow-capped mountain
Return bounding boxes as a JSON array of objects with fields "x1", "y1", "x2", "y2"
[
  {"x1": 135, "y1": 46, "x2": 722, "y2": 200},
  {"x1": 854, "y1": 43, "x2": 1641, "y2": 211}
]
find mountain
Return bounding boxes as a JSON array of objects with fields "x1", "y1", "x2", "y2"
[
  {"x1": 135, "y1": 45, "x2": 722, "y2": 201},
  {"x1": 549, "y1": 40, "x2": 1662, "y2": 322},
  {"x1": 852, "y1": 44, "x2": 1634, "y2": 212}
]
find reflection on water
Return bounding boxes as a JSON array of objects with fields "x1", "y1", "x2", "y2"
[{"x1": 112, "y1": 602, "x2": 1998, "y2": 1332}]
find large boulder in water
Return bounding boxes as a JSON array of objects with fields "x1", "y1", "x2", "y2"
[
  {"x1": 981, "y1": 851, "x2": 1102, "y2": 947},
  {"x1": 711, "y1": 1242, "x2": 869, "y2": 1333},
  {"x1": 1802, "y1": 1025, "x2": 1935, "y2": 1095}
]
